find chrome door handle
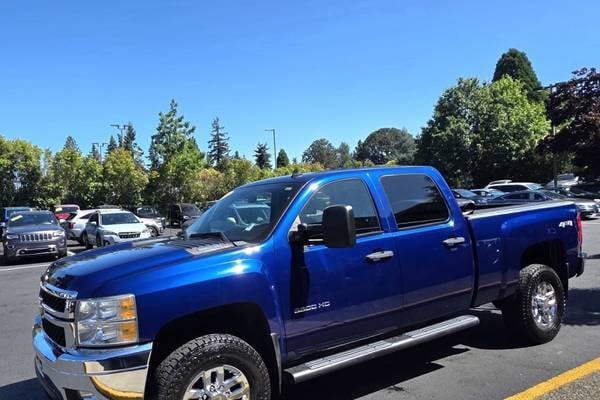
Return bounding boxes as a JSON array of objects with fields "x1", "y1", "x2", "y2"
[
  {"x1": 365, "y1": 250, "x2": 395, "y2": 262},
  {"x1": 442, "y1": 237, "x2": 466, "y2": 247}
]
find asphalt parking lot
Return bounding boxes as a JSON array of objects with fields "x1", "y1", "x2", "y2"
[{"x1": 0, "y1": 222, "x2": 599, "y2": 399}]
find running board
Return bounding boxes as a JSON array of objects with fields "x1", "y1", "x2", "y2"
[{"x1": 285, "y1": 315, "x2": 479, "y2": 383}]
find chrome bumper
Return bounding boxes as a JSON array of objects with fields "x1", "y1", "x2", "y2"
[{"x1": 33, "y1": 315, "x2": 152, "y2": 400}]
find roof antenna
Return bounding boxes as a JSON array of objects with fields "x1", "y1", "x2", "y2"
[{"x1": 292, "y1": 168, "x2": 303, "y2": 178}]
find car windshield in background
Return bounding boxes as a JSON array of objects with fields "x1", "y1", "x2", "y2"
[
  {"x1": 541, "y1": 190, "x2": 567, "y2": 200},
  {"x1": 8, "y1": 213, "x2": 57, "y2": 227},
  {"x1": 186, "y1": 182, "x2": 301, "y2": 243},
  {"x1": 56, "y1": 206, "x2": 78, "y2": 213},
  {"x1": 138, "y1": 207, "x2": 159, "y2": 217},
  {"x1": 530, "y1": 183, "x2": 543, "y2": 190},
  {"x1": 102, "y1": 213, "x2": 140, "y2": 225},
  {"x1": 454, "y1": 189, "x2": 477, "y2": 198},
  {"x1": 5, "y1": 208, "x2": 31, "y2": 218},
  {"x1": 182, "y1": 204, "x2": 201, "y2": 215}
]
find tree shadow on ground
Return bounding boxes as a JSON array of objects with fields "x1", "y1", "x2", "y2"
[{"x1": 0, "y1": 378, "x2": 46, "y2": 400}]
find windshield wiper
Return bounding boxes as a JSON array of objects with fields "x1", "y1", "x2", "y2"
[{"x1": 188, "y1": 231, "x2": 232, "y2": 243}]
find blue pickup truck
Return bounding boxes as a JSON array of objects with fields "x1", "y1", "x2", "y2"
[{"x1": 33, "y1": 166, "x2": 585, "y2": 400}]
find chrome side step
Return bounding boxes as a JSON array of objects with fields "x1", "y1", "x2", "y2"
[{"x1": 285, "y1": 315, "x2": 479, "y2": 383}]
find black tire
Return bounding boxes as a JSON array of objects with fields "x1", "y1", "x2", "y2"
[
  {"x1": 82, "y1": 232, "x2": 93, "y2": 249},
  {"x1": 501, "y1": 264, "x2": 565, "y2": 344},
  {"x1": 151, "y1": 227, "x2": 159, "y2": 237},
  {"x1": 155, "y1": 334, "x2": 271, "y2": 400},
  {"x1": 96, "y1": 234, "x2": 103, "y2": 248}
]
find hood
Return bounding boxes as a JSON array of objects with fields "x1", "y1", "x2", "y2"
[
  {"x1": 43, "y1": 238, "x2": 237, "y2": 298},
  {"x1": 8, "y1": 224, "x2": 63, "y2": 234},
  {"x1": 102, "y1": 222, "x2": 146, "y2": 233}
]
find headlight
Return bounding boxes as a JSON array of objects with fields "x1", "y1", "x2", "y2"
[
  {"x1": 52, "y1": 231, "x2": 65, "y2": 237},
  {"x1": 76, "y1": 294, "x2": 138, "y2": 347},
  {"x1": 103, "y1": 231, "x2": 119, "y2": 236},
  {"x1": 6, "y1": 233, "x2": 18, "y2": 240}
]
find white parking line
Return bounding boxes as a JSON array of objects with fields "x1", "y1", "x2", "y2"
[{"x1": 0, "y1": 263, "x2": 50, "y2": 272}]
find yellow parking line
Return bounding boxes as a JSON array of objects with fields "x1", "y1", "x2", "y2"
[{"x1": 505, "y1": 357, "x2": 600, "y2": 400}]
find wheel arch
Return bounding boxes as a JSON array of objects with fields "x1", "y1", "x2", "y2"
[
  {"x1": 521, "y1": 240, "x2": 568, "y2": 296},
  {"x1": 145, "y1": 302, "x2": 281, "y2": 398}
]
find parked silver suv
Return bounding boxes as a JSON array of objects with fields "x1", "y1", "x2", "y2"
[{"x1": 2, "y1": 210, "x2": 67, "y2": 264}]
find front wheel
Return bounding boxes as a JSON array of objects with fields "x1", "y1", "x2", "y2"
[
  {"x1": 155, "y1": 334, "x2": 271, "y2": 400},
  {"x1": 501, "y1": 264, "x2": 566, "y2": 344}
]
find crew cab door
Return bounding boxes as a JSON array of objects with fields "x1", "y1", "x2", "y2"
[
  {"x1": 284, "y1": 178, "x2": 403, "y2": 359},
  {"x1": 379, "y1": 173, "x2": 474, "y2": 321}
]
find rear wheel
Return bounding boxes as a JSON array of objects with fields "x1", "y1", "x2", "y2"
[
  {"x1": 82, "y1": 232, "x2": 93, "y2": 249},
  {"x1": 501, "y1": 264, "x2": 565, "y2": 344},
  {"x1": 155, "y1": 334, "x2": 271, "y2": 400},
  {"x1": 151, "y1": 227, "x2": 159, "y2": 237}
]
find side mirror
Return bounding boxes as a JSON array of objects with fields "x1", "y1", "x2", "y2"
[
  {"x1": 322, "y1": 205, "x2": 356, "y2": 248},
  {"x1": 459, "y1": 201, "x2": 475, "y2": 215}
]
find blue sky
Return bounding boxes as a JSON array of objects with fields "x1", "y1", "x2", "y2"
[{"x1": 1, "y1": 0, "x2": 599, "y2": 161}]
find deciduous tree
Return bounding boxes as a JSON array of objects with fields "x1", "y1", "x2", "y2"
[
  {"x1": 354, "y1": 128, "x2": 415, "y2": 165},
  {"x1": 302, "y1": 138, "x2": 338, "y2": 168}
]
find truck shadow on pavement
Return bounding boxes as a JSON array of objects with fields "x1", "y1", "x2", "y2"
[
  {"x1": 563, "y1": 288, "x2": 600, "y2": 326},
  {"x1": 0, "y1": 378, "x2": 46, "y2": 400}
]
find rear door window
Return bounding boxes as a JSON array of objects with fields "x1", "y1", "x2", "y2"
[{"x1": 379, "y1": 174, "x2": 449, "y2": 228}]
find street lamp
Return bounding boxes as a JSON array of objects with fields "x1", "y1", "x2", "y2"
[
  {"x1": 265, "y1": 129, "x2": 277, "y2": 169},
  {"x1": 110, "y1": 124, "x2": 127, "y2": 146},
  {"x1": 540, "y1": 84, "x2": 560, "y2": 187},
  {"x1": 92, "y1": 142, "x2": 108, "y2": 162}
]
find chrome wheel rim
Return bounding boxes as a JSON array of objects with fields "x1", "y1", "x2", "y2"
[
  {"x1": 183, "y1": 364, "x2": 251, "y2": 400},
  {"x1": 531, "y1": 281, "x2": 557, "y2": 330}
]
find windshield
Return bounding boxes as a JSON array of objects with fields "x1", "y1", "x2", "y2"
[
  {"x1": 541, "y1": 190, "x2": 567, "y2": 200},
  {"x1": 4, "y1": 208, "x2": 31, "y2": 219},
  {"x1": 137, "y1": 207, "x2": 160, "y2": 217},
  {"x1": 182, "y1": 204, "x2": 201, "y2": 215},
  {"x1": 56, "y1": 206, "x2": 78, "y2": 213},
  {"x1": 102, "y1": 212, "x2": 140, "y2": 225},
  {"x1": 8, "y1": 213, "x2": 57, "y2": 227},
  {"x1": 186, "y1": 182, "x2": 301, "y2": 243},
  {"x1": 454, "y1": 189, "x2": 477, "y2": 198}
]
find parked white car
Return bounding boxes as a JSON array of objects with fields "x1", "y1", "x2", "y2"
[
  {"x1": 65, "y1": 209, "x2": 96, "y2": 244},
  {"x1": 137, "y1": 216, "x2": 163, "y2": 237},
  {"x1": 82, "y1": 210, "x2": 151, "y2": 248},
  {"x1": 485, "y1": 181, "x2": 543, "y2": 192}
]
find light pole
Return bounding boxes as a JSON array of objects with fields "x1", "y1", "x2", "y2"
[
  {"x1": 92, "y1": 142, "x2": 108, "y2": 162},
  {"x1": 540, "y1": 84, "x2": 559, "y2": 187},
  {"x1": 265, "y1": 129, "x2": 276, "y2": 169},
  {"x1": 110, "y1": 124, "x2": 127, "y2": 146}
]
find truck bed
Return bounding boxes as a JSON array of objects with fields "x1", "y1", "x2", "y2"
[{"x1": 465, "y1": 200, "x2": 579, "y2": 306}]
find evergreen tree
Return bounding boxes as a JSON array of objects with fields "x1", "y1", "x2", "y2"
[
  {"x1": 337, "y1": 142, "x2": 352, "y2": 167},
  {"x1": 493, "y1": 48, "x2": 544, "y2": 102},
  {"x1": 107, "y1": 135, "x2": 118, "y2": 155},
  {"x1": 233, "y1": 150, "x2": 241, "y2": 159},
  {"x1": 276, "y1": 149, "x2": 290, "y2": 168},
  {"x1": 90, "y1": 144, "x2": 102, "y2": 163},
  {"x1": 123, "y1": 122, "x2": 144, "y2": 164},
  {"x1": 254, "y1": 142, "x2": 271, "y2": 169},
  {"x1": 207, "y1": 117, "x2": 230, "y2": 170},
  {"x1": 64, "y1": 136, "x2": 79, "y2": 152},
  {"x1": 149, "y1": 99, "x2": 197, "y2": 169}
]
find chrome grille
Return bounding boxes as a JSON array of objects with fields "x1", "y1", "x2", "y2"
[
  {"x1": 39, "y1": 283, "x2": 77, "y2": 348},
  {"x1": 19, "y1": 232, "x2": 52, "y2": 242}
]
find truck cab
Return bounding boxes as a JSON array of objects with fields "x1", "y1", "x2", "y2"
[{"x1": 33, "y1": 166, "x2": 585, "y2": 400}]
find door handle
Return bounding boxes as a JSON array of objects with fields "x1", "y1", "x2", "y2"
[
  {"x1": 442, "y1": 237, "x2": 466, "y2": 247},
  {"x1": 365, "y1": 250, "x2": 395, "y2": 262}
]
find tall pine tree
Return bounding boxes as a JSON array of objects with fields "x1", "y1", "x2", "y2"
[
  {"x1": 107, "y1": 135, "x2": 118, "y2": 155},
  {"x1": 123, "y1": 122, "x2": 144, "y2": 165},
  {"x1": 149, "y1": 99, "x2": 197, "y2": 169},
  {"x1": 207, "y1": 117, "x2": 230, "y2": 170},
  {"x1": 64, "y1": 136, "x2": 79, "y2": 151},
  {"x1": 254, "y1": 142, "x2": 271, "y2": 169},
  {"x1": 276, "y1": 149, "x2": 290, "y2": 168},
  {"x1": 493, "y1": 48, "x2": 544, "y2": 102},
  {"x1": 90, "y1": 144, "x2": 102, "y2": 163}
]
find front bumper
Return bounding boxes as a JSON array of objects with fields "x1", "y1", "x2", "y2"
[
  {"x1": 33, "y1": 315, "x2": 152, "y2": 400},
  {"x1": 103, "y1": 232, "x2": 152, "y2": 245},
  {"x1": 5, "y1": 239, "x2": 66, "y2": 258}
]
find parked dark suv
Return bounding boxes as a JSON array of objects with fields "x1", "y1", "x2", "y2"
[
  {"x1": 2, "y1": 210, "x2": 67, "y2": 264},
  {"x1": 169, "y1": 203, "x2": 202, "y2": 226},
  {"x1": 0, "y1": 206, "x2": 33, "y2": 236}
]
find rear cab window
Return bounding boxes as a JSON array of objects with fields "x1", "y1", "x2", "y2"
[{"x1": 379, "y1": 174, "x2": 449, "y2": 228}]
